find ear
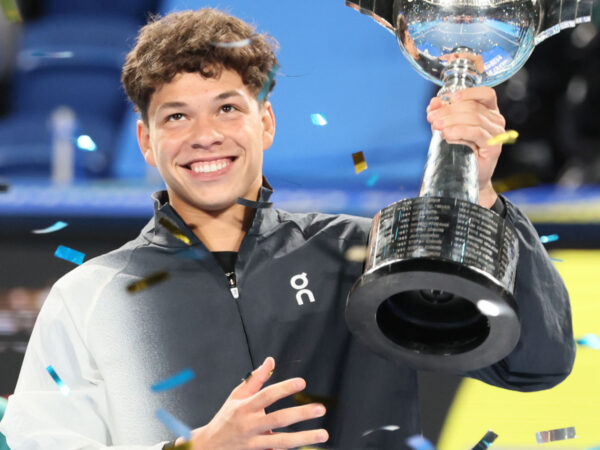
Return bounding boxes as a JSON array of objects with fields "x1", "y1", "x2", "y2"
[
  {"x1": 260, "y1": 101, "x2": 276, "y2": 152},
  {"x1": 136, "y1": 119, "x2": 157, "y2": 167}
]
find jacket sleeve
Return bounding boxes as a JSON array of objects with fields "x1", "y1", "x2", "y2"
[
  {"x1": 0, "y1": 285, "x2": 169, "y2": 450},
  {"x1": 465, "y1": 197, "x2": 576, "y2": 391}
]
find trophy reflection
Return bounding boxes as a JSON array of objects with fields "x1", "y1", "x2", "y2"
[{"x1": 345, "y1": 0, "x2": 595, "y2": 371}]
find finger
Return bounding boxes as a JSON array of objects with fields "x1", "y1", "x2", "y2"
[
  {"x1": 441, "y1": 125, "x2": 496, "y2": 151},
  {"x1": 451, "y1": 86, "x2": 499, "y2": 111},
  {"x1": 251, "y1": 377, "x2": 306, "y2": 411},
  {"x1": 230, "y1": 357, "x2": 275, "y2": 400},
  {"x1": 426, "y1": 96, "x2": 443, "y2": 113},
  {"x1": 428, "y1": 101, "x2": 504, "y2": 130},
  {"x1": 252, "y1": 429, "x2": 329, "y2": 449},
  {"x1": 257, "y1": 403, "x2": 326, "y2": 434}
]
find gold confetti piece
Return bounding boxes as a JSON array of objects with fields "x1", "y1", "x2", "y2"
[
  {"x1": 0, "y1": 0, "x2": 22, "y2": 22},
  {"x1": 492, "y1": 172, "x2": 539, "y2": 193},
  {"x1": 293, "y1": 392, "x2": 337, "y2": 408},
  {"x1": 535, "y1": 426, "x2": 576, "y2": 443},
  {"x1": 352, "y1": 151, "x2": 368, "y2": 174},
  {"x1": 159, "y1": 217, "x2": 191, "y2": 245},
  {"x1": 345, "y1": 245, "x2": 369, "y2": 262},
  {"x1": 127, "y1": 271, "x2": 169, "y2": 294},
  {"x1": 487, "y1": 129, "x2": 519, "y2": 146}
]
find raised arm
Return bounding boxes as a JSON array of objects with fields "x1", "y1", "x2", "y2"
[{"x1": 426, "y1": 86, "x2": 575, "y2": 390}]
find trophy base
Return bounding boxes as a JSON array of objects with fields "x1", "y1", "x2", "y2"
[
  {"x1": 346, "y1": 257, "x2": 520, "y2": 372},
  {"x1": 346, "y1": 196, "x2": 521, "y2": 372}
]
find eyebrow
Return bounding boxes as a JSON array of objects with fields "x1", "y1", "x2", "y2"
[
  {"x1": 214, "y1": 90, "x2": 245, "y2": 101},
  {"x1": 156, "y1": 91, "x2": 246, "y2": 113}
]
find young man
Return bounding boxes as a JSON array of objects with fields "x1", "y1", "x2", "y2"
[{"x1": 0, "y1": 8, "x2": 575, "y2": 450}]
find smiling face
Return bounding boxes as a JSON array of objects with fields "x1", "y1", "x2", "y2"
[{"x1": 137, "y1": 70, "x2": 275, "y2": 216}]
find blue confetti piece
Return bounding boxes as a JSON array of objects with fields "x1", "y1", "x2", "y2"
[
  {"x1": 151, "y1": 369, "x2": 195, "y2": 392},
  {"x1": 32, "y1": 221, "x2": 68, "y2": 234},
  {"x1": 540, "y1": 234, "x2": 559, "y2": 244},
  {"x1": 177, "y1": 247, "x2": 208, "y2": 260},
  {"x1": 406, "y1": 434, "x2": 436, "y2": 450},
  {"x1": 366, "y1": 173, "x2": 379, "y2": 187},
  {"x1": 55, "y1": 245, "x2": 85, "y2": 265},
  {"x1": 76, "y1": 135, "x2": 97, "y2": 152},
  {"x1": 155, "y1": 408, "x2": 192, "y2": 441},
  {"x1": 257, "y1": 63, "x2": 280, "y2": 102},
  {"x1": 550, "y1": 257, "x2": 563, "y2": 263},
  {"x1": 576, "y1": 333, "x2": 600, "y2": 350},
  {"x1": 46, "y1": 365, "x2": 71, "y2": 396},
  {"x1": 310, "y1": 113, "x2": 328, "y2": 126}
]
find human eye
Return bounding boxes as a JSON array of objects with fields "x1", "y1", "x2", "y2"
[
  {"x1": 166, "y1": 112, "x2": 185, "y2": 122},
  {"x1": 220, "y1": 104, "x2": 238, "y2": 114}
]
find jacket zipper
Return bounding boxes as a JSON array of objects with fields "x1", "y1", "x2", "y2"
[{"x1": 225, "y1": 271, "x2": 239, "y2": 299}]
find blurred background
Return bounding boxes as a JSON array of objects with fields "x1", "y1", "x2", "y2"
[{"x1": 0, "y1": 0, "x2": 598, "y2": 448}]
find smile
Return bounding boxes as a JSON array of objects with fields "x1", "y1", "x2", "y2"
[{"x1": 186, "y1": 157, "x2": 234, "y2": 174}]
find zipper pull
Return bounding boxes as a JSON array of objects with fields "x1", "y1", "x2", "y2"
[{"x1": 225, "y1": 271, "x2": 239, "y2": 299}]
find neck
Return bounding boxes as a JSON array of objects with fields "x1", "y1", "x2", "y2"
[{"x1": 170, "y1": 200, "x2": 256, "y2": 252}]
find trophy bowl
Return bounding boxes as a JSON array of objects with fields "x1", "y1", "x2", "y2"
[{"x1": 345, "y1": 0, "x2": 595, "y2": 371}]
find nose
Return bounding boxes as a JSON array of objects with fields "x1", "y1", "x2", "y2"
[{"x1": 188, "y1": 116, "x2": 225, "y2": 149}]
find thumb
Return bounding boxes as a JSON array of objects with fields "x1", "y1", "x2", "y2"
[{"x1": 230, "y1": 357, "x2": 275, "y2": 400}]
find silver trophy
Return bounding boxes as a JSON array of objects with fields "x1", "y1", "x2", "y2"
[{"x1": 345, "y1": 0, "x2": 595, "y2": 371}]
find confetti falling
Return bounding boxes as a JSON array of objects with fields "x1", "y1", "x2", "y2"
[
  {"x1": 127, "y1": 271, "x2": 169, "y2": 294},
  {"x1": 76, "y1": 135, "x2": 97, "y2": 152},
  {"x1": 471, "y1": 430, "x2": 498, "y2": 449},
  {"x1": 237, "y1": 197, "x2": 273, "y2": 209},
  {"x1": 310, "y1": 113, "x2": 328, "y2": 126},
  {"x1": 576, "y1": 333, "x2": 600, "y2": 350},
  {"x1": 293, "y1": 392, "x2": 337, "y2": 408},
  {"x1": 352, "y1": 151, "x2": 368, "y2": 174},
  {"x1": 257, "y1": 63, "x2": 280, "y2": 102},
  {"x1": 159, "y1": 217, "x2": 191, "y2": 246},
  {"x1": 345, "y1": 245, "x2": 369, "y2": 262},
  {"x1": 406, "y1": 434, "x2": 436, "y2": 450},
  {"x1": 46, "y1": 365, "x2": 71, "y2": 396},
  {"x1": 151, "y1": 369, "x2": 195, "y2": 392},
  {"x1": 210, "y1": 38, "x2": 252, "y2": 48},
  {"x1": 155, "y1": 408, "x2": 193, "y2": 441},
  {"x1": 0, "y1": 0, "x2": 22, "y2": 22},
  {"x1": 487, "y1": 130, "x2": 519, "y2": 146},
  {"x1": 550, "y1": 257, "x2": 563, "y2": 263},
  {"x1": 540, "y1": 234, "x2": 559, "y2": 244},
  {"x1": 176, "y1": 247, "x2": 208, "y2": 260},
  {"x1": 535, "y1": 426, "x2": 576, "y2": 443},
  {"x1": 54, "y1": 245, "x2": 85, "y2": 265},
  {"x1": 361, "y1": 424, "x2": 400, "y2": 437},
  {"x1": 29, "y1": 50, "x2": 74, "y2": 59},
  {"x1": 32, "y1": 221, "x2": 68, "y2": 234},
  {"x1": 366, "y1": 173, "x2": 379, "y2": 187}
]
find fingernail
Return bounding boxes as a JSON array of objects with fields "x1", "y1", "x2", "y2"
[
  {"x1": 451, "y1": 92, "x2": 461, "y2": 101},
  {"x1": 318, "y1": 430, "x2": 329, "y2": 442},
  {"x1": 315, "y1": 405, "x2": 326, "y2": 416},
  {"x1": 433, "y1": 119, "x2": 443, "y2": 129}
]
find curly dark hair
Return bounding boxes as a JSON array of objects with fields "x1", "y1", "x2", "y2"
[{"x1": 121, "y1": 8, "x2": 280, "y2": 124}]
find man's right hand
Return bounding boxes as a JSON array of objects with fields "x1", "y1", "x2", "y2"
[{"x1": 175, "y1": 357, "x2": 329, "y2": 450}]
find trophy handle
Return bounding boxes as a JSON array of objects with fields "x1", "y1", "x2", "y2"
[{"x1": 420, "y1": 52, "x2": 483, "y2": 205}]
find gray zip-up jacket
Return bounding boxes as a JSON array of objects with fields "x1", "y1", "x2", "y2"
[{"x1": 0, "y1": 184, "x2": 575, "y2": 450}]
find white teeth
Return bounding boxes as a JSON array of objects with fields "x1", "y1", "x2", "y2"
[{"x1": 189, "y1": 159, "x2": 232, "y2": 173}]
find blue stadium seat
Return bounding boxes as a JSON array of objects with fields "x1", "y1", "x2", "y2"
[
  {"x1": 42, "y1": 0, "x2": 159, "y2": 22},
  {"x1": 0, "y1": 113, "x2": 118, "y2": 177},
  {"x1": 0, "y1": 14, "x2": 140, "y2": 177}
]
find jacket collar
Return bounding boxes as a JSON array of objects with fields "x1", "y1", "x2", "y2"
[{"x1": 146, "y1": 177, "x2": 275, "y2": 248}]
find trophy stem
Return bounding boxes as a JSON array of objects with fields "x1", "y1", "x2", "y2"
[{"x1": 419, "y1": 56, "x2": 482, "y2": 204}]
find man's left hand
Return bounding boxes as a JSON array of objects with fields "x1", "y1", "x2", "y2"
[{"x1": 426, "y1": 86, "x2": 505, "y2": 208}]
